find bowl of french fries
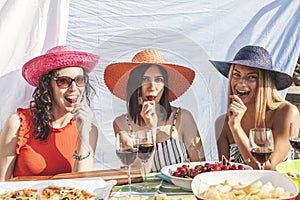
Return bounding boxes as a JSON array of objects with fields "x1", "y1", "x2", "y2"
[
  {"x1": 191, "y1": 170, "x2": 298, "y2": 200},
  {"x1": 276, "y1": 159, "x2": 300, "y2": 195}
]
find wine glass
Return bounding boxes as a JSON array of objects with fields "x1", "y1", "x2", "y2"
[
  {"x1": 115, "y1": 132, "x2": 138, "y2": 198},
  {"x1": 249, "y1": 128, "x2": 274, "y2": 170},
  {"x1": 135, "y1": 129, "x2": 155, "y2": 191},
  {"x1": 289, "y1": 122, "x2": 300, "y2": 159}
]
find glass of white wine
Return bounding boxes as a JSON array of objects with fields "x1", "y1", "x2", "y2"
[
  {"x1": 249, "y1": 128, "x2": 274, "y2": 170},
  {"x1": 115, "y1": 132, "x2": 138, "y2": 198}
]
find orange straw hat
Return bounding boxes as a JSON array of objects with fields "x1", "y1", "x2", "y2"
[
  {"x1": 22, "y1": 45, "x2": 99, "y2": 86},
  {"x1": 104, "y1": 49, "x2": 195, "y2": 102}
]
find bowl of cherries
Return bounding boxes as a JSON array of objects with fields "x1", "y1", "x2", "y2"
[{"x1": 160, "y1": 157, "x2": 253, "y2": 191}]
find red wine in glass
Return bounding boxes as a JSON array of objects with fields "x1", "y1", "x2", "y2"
[
  {"x1": 249, "y1": 128, "x2": 274, "y2": 170},
  {"x1": 289, "y1": 138, "x2": 300, "y2": 151},
  {"x1": 115, "y1": 133, "x2": 137, "y2": 198},
  {"x1": 137, "y1": 143, "x2": 154, "y2": 160},
  {"x1": 289, "y1": 122, "x2": 300, "y2": 159},
  {"x1": 250, "y1": 147, "x2": 273, "y2": 164}
]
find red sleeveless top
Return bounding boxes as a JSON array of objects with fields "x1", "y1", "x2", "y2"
[{"x1": 13, "y1": 108, "x2": 79, "y2": 177}]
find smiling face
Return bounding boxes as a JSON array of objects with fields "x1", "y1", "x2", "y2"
[
  {"x1": 230, "y1": 64, "x2": 258, "y2": 104},
  {"x1": 141, "y1": 65, "x2": 165, "y2": 104},
  {"x1": 51, "y1": 67, "x2": 85, "y2": 115}
]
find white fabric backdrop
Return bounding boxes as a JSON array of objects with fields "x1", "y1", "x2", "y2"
[
  {"x1": 0, "y1": 0, "x2": 299, "y2": 170},
  {"x1": 66, "y1": 0, "x2": 300, "y2": 169},
  {"x1": 0, "y1": 0, "x2": 69, "y2": 128}
]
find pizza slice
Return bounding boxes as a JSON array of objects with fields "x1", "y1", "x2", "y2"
[
  {"x1": 0, "y1": 188, "x2": 38, "y2": 199},
  {"x1": 39, "y1": 185, "x2": 98, "y2": 200}
]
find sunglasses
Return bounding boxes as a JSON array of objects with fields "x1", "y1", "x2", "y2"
[{"x1": 53, "y1": 75, "x2": 87, "y2": 89}]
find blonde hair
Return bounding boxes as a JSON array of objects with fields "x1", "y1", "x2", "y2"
[{"x1": 228, "y1": 64, "x2": 286, "y2": 128}]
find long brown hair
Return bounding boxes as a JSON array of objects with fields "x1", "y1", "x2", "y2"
[
  {"x1": 127, "y1": 64, "x2": 172, "y2": 125},
  {"x1": 29, "y1": 68, "x2": 95, "y2": 140}
]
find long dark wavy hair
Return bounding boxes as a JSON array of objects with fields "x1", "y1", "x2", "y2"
[
  {"x1": 127, "y1": 64, "x2": 172, "y2": 125},
  {"x1": 29, "y1": 68, "x2": 95, "y2": 141}
]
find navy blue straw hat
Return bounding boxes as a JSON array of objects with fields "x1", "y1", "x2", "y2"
[{"x1": 209, "y1": 45, "x2": 292, "y2": 90}]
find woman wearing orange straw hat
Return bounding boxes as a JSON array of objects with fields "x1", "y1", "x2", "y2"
[
  {"x1": 0, "y1": 45, "x2": 99, "y2": 181},
  {"x1": 104, "y1": 49, "x2": 205, "y2": 172}
]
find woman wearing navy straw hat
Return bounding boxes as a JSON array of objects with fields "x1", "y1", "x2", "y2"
[{"x1": 210, "y1": 45, "x2": 300, "y2": 170}]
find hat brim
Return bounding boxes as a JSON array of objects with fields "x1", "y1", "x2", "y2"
[
  {"x1": 209, "y1": 59, "x2": 292, "y2": 90},
  {"x1": 104, "y1": 62, "x2": 195, "y2": 102},
  {"x1": 22, "y1": 51, "x2": 99, "y2": 86}
]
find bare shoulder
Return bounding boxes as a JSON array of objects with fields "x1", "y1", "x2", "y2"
[
  {"x1": 114, "y1": 114, "x2": 126, "y2": 123},
  {"x1": 113, "y1": 114, "x2": 128, "y2": 133},
  {"x1": 276, "y1": 101, "x2": 300, "y2": 118},
  {"x1": 177, "y1": 107, "x2": 194, "y2": 120},
  {"x1": 0, "y1": 113, "x2": 21, "y2": 138}
]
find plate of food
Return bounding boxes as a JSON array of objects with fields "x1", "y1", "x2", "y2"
[
  {"x1": 276, "y1": 159, "x2": 300, "y2": 195},
  {"x1": 191, "y1": 170, "x2": 298, "y2": 200},
  {"x1": 160, "y1": 159, "x2": 252, "y2": 191},
  {"x1": 0, "y1": 177, "x2": 116, "y2": 200}
]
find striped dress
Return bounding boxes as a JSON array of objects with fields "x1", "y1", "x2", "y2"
[{"x1": 126, "y1": 107, "x2": 189, "y2": 172}]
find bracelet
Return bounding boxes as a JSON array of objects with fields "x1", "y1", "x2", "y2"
[{"x1": 73, "y1": 151, "x2": 90, "y2": 160}]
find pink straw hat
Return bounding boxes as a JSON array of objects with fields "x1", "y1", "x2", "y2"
[
  {"x1": 104, "y1": 49, "x2": 195, "y2": 102},
  {"x1": 22, "y1": 45, "x2": 99, "y2": 86}
]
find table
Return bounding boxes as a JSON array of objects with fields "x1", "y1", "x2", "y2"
[
  {"x1": 7, "y1": 169, "x2": 196, "y2": 199},
  {"x1": 110, "y1": 173, "x2": 196, "y2": 200}
]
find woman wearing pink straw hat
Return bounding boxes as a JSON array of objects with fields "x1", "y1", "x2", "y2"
[
  {"x1": 0, "y1": 45, "x2": 99, "y2": 181},
  {"x1": 104, "y1": 49, "x2": 205, "y2": 172},
  {"x1": 210, "y1": 45, "x2": 300, "y2": 170}
]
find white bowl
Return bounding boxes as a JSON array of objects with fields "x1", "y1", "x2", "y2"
[
  {"x1": 191, "y1": 170, "x2": 298, "y2": 200},
  {"x1": 160, "y1": 161, "x2": 252, "y2": 191}
]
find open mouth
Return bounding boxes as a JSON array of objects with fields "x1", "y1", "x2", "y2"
[
  {"x1": 65, "y1": 96, "x2": 78, "y2": 104},
  {"x1": 146, "y1": 95, "x2": 156, "y2": 101},
  {"x1": 236, "y1": 90, "x2": 250, "y2": 97}
]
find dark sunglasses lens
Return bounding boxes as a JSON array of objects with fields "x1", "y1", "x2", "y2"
[
  {"x1": 56, "y1": 77, "x2": 71, "y2": 88},
  {"x1": 75, "y1": 76, "x2": 86, "y2": 87}
]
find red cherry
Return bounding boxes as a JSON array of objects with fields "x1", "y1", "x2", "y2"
[
  {"x1": 190, "y1": 169, "x2": 199, "y2": 178},
  {"x1": 201, "y1": 166, "x2": 208, "y2": 172},
  {"x1": 194, "y1": 165, "x2": 203, "y2": 171},
  {"x1": 238, "y1": 165, "x2": 245, "y2": 170},
  {"x1": 221, "y1": 165, "x2": 230, "y2": 170},
  {"x1": 213, "y1": 165, "x2": 221, "y2": 171},
  {"x1": 173, "y1": 171, "x2": 181, "y2": 177},
  {"x1": 230, "y1": 164, "x2": 238, "y2": 170},
  {"x1": 204, "y1": 163, "x2": 211, "y2": 168}
]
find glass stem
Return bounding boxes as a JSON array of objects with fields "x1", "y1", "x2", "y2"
[
  {"x1": 143, "y1": 160, "x2": 147, "y2": 182},
  {"x1": 127, "y1": 165, "x2": 132, "y2": 197}
]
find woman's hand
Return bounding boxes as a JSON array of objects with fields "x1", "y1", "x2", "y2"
[
  {"x1": 227, "y1": 95, "x2": 247, "y2": 129},
  {"x1": 140, "y1": 100, "x2": 157, "y2": 127},
  {"x1": 72, "y1": 103, "x2": 93, "y2": 138}
]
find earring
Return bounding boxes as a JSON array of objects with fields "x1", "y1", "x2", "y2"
[
  {"x1": 137, "y1": 89, "x2": 143, "y2": 105},
  {"x1": 138, "y1": 96, "x2": 143, "y2": 105}
]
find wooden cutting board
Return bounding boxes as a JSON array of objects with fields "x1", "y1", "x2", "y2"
[{"x1": 8, "y1": 168, "x2": 143, "y2": 186}]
